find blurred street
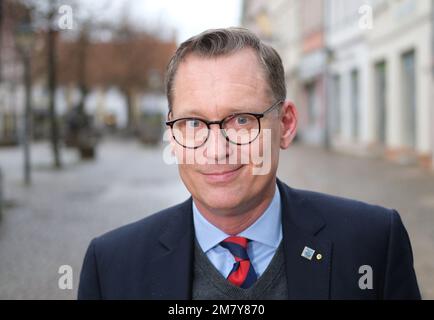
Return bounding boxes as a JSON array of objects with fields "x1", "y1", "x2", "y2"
[{"x1": 0, "y1": 138, "x2": 433, "y2": 299}]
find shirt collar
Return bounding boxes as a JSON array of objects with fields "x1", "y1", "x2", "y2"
[{"x1": 192, "y1": 184, "x2": 282, "y2": 253}]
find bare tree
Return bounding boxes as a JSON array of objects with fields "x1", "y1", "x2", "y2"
[
  {"x1": 46, "y1": 0, "x2": 61, "y2": 168},
  {"x1": 23, "y1": 0, "x2": 63, "y2": 168}
]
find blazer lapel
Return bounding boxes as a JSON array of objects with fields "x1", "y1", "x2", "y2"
[
  {"x1": 147, "y1": 181, "x2": 333, "y2": 299},
  {"x1": 277, "y1": 179, "x2": 333, "y2": 299},
  {"x1": 148, "y1": 198, "x2": 195, "y2": 299}
]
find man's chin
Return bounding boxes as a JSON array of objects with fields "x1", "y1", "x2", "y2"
[{"x1": 198, "y1": 192, "x2": 246, "y2": 213}]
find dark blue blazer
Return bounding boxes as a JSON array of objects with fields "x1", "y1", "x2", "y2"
[{"x1": 78, "y1": 179, "x2": 421, "y2": 299}]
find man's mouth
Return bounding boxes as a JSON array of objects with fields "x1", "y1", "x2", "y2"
[{"x1": 200, "y1": 165, "x2": 244, "y2": 183}]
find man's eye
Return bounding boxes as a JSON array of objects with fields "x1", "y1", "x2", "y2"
[
  {"x1": 236, "y1": 116, "x2": 249, "y2": 125},
  {"x1": 186, "y1": 120, "x2": 201, "y2": 128}
]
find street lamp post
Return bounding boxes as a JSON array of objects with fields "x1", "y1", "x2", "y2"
[
  {"x1": 15, "y1": 23, "x2": 35, "y2": 186},
  {"x1": 0, "y1": 0, "x2": 3, "y2": 216}
]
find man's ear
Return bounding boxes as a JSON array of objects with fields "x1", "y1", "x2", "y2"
[
  {"x1": 168, "y1": 131, "x2": 177, "y2": 157},
  {"x1": 170, "y1": 138, "x2": 176, "y2": 156},
  {"x1": 280, "y1": 101, "x2": 298, "y2": 150},
  {"x1": 166, "y1": 111, "x2": 177, "y2": 156}
]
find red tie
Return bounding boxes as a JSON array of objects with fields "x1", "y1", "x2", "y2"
[{"x1": 220, "y1": 236, "x2": 257, "y2": 288}]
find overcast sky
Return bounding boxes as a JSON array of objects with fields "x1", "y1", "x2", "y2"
[{"x1": 78, "y1": 0, "x2": 243, "y2": 43}]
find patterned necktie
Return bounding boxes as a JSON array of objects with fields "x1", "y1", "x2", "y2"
[{"x1": 220, "y1": 236, "x2": 257, "y2": 289}]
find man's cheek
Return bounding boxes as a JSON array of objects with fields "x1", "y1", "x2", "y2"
[
  {"x1": 250, "y1": 129, "x2": 272, "y2": 175},
  {"x1": 173, "y1": 145, "x2": 195, "y2": 165}
]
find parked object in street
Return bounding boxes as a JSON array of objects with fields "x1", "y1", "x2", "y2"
[
  {"x1": 138, "y1": 112, "x2": 164, "y2": 145},
  {"x1": 64, "y1": 107, "x2": 99, "y2": 160}
]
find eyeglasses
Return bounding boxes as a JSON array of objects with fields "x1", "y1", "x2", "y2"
[{"x1": 166, "y1": 100, "x2": 283, "y2": 149}]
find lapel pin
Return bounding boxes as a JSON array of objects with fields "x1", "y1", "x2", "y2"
[
  {"x1": 316, "y1": 253, "x2": 323, "y2": 261},
  {"x1": 301, "y1": 246, "x2": 315, "y2": 260}
]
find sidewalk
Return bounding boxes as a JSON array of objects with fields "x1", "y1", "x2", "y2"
[{"x1": 0, "y1": 139, "x2": 433, "y2": 299}]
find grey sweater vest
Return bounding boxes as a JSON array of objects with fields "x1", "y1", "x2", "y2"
[{"x1": 192, "y1": 239, "x2": 289, "y2": 300}]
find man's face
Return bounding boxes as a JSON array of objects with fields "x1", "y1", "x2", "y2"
[{"x1": 169, "y1": 48, "x2": 296, "y2": 215}]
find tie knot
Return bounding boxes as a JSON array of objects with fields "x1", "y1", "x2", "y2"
[
  {"x1": 223, "y1": 236, "x2": 249, "y2": 248},
  {"x1": 220, "y1": 236, "x2": 250, "y2": 261}
]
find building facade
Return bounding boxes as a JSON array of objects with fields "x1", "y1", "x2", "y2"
[
  {"x1": 326, "y1": 0, "x2": 373, "y2": 156},
  {"x1": 242, "y1": 0, "x2": 302, "y2": 138},
  {"x1": 366, "y1": 0, "x2": 432, "y2": 167},
  {"x1": 242, "y1": 0, "x2": 328, "y2": 146},
  {"x1": 242, "y1": 0, "x2": 434, "y2": 170},
  {"x1": 297, "y1": 0, "x2": 329, "y2": 146}
]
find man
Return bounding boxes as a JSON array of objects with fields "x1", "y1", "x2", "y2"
[{"x1": 78, "y1": 28, "x2": 421, "y2": 300}]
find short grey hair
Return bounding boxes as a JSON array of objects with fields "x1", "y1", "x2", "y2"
[{"x1": 165, "y1": 27, "x2": 286, "y2": 111}]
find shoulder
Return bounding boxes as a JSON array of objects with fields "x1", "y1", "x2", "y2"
[
  {"x1": 281, "y1": 182, "x2": 401, "y2": 243},
  {"x1": 290, "y1": 186, "x2": 396, "y2": 225},
  {"x1": 280, "y1": 184, "x2": 420, "y2": 299},
  {"x1": 90, "y1": 198, "x2": 192, "y2": 253}
]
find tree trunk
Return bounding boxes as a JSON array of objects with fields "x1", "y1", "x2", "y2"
[
  {"x1": 0, "y1": 0, "x2": 3, "y2": 83},
  {"x1": 23, "y1": 52, "x2": 32, "y2": 185},
  {"x1": 77, "y1": 27, "x2": 88, "y2": 115},
  {"x1": 47, "y1": 14, "x2": 61, "y2": 168}
]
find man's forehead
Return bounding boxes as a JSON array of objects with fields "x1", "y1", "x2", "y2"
[
  {"x1": 168, "y1": 46, "x2": 275, "y2": 119},
  {"x1": 171, "y1": 50, "x2": 270, "y2": 110},
  {"x1": 176, "y1": 48, "x2": 266, "y2": 81}
]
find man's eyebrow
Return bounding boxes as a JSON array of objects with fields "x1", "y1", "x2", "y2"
[
  {"x1": 173, "y1": 109, "x2": 207, "y2": 118},
  {"x1": 173, "y1": 105, "x2": 255, "y2": 119}
]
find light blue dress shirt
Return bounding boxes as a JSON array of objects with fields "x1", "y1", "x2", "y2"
[{"x1": 192, "y1": 185, "x2": 282, "y2": 278}]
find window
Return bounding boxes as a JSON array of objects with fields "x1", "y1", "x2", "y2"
[
  {"x1": 401, "y1": 50, "x2": 416, "y2": 148},
  {"x1": 374, "y1": 61, "x2": 387, "y2": 144},
  {"x1": 305, "y1": 82, "x2": 316, "y2": 126},
  {"x1": 332, "y1": 74, "x2": 341, "y2": 135},
  {"x1": 350, "y1": 69, "x2": 359, "y2": 140}
]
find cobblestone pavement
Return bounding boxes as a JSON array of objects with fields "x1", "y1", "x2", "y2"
[{"x1": 0, "y1": 138, "x2": 433, "y2": 299}]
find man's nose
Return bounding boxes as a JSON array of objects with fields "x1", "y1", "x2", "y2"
[{"x1": 203, "y1": 124, "x2": 230, "y2": 162}]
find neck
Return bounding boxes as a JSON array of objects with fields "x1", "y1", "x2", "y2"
[{"x1": 194, "y1": 183, "x2": 276, "y2": 235}]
